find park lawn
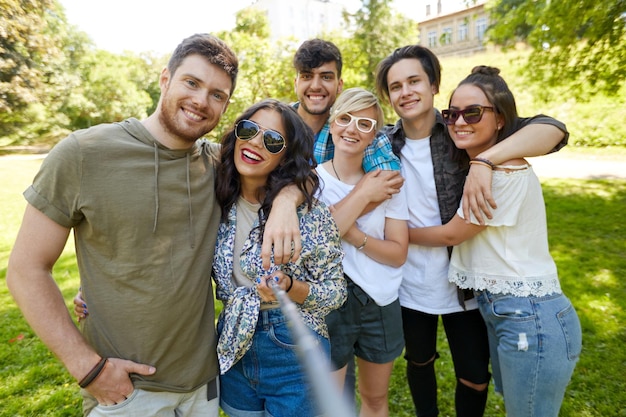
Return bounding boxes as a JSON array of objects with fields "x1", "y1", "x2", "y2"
[{"x1": 1, "y1": 157, "x2": 625, "y2": 416}]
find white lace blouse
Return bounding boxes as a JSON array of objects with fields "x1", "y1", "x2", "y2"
[{"x1": 448, "y1": 164, "x2": 562, "y2": 297}]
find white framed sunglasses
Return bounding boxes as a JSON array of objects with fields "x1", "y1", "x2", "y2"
[{"x1": 334, "y1": 112, "x2": 377, "y2": 133}]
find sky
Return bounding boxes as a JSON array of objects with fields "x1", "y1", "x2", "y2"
[{"x1": 59, "y1": 0, "x2": 420, "y2": 55}]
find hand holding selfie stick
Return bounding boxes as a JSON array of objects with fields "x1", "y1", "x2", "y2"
[{"x1": 269, "y1": 280, "x2": 356, "y2": 417}]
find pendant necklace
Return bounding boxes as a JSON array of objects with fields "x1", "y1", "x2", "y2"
[{"x1": 330, "y1": 159, "x2": 341, "y2": 181}]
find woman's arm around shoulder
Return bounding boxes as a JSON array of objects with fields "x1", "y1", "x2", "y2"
[
  {"x1": 462, "y1": 117, "x2": 567, "y2": 225},
  {"x1": 409, "y1": 214, "x2": 485, "y2": 247}
]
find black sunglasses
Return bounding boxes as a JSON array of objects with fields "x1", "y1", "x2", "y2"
[
  {"x1": 234, "y1": 119, "x2": 286, "y2": 154},
  {"x1": 441, "y1": 105, "x2": 494, "y2": 125}
]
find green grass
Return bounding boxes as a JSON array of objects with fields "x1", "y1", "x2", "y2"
[{"x1": 1, "y1": 156, "x2": 625, "y2": 416}]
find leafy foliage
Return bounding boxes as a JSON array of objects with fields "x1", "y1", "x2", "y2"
[
  {"x1": 486, "y1": 0, "x2": 626, "y2": 99},
  {"x1": 0, "y1": 0, "x2": 57, "y2": 112},
  {"x1": 434, "y1": 47, "x2": 626, "y2": 147},
  {"x1": 213, "y1": 8, "x2": 299, "y2": 142},
  {"x1": 0, "y1": 0, "x2": 74, "y2": 143},
  {"x1": 0, "y1": 0, "x2": 624, "y2": 149},
  {"x1": 330, "y1": 0, "x2": 419, "y2": 123},
  {"x1": 0, "y1": 0, "x2": 163, "y2": 147},
  {"x1": 61, "y1": 50, "x2": 154, "y2": 130},
  {"x1": 343, "y1": 0, "x2": 419, "y2": 88}
]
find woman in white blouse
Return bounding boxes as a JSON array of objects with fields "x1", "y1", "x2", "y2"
[{"x1": 411, "y1": 66, "x2": 581, "y2": 417}]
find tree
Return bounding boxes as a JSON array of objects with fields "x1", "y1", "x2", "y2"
[
  {"x1": 486, "y1": 0, "x2": 626, "y2": 99},
  {"x1": 0, "y1": 0, "x2": 165, "y2": 147},
  {"x1": 61, "y1": 50, "x2": 154, "y2": 130},
  {"x1": 338, "y1": 0, "x2": 419, "y2": 120},
  {"x1": 214, "y1": 8, "x2": 297, "y2": 141},
  {"x1": 1, "y1": 0, "x2": 55, "y2": 113},
  {"x1": 1, "y1": 0, "x2": 68, "y2": 144}
]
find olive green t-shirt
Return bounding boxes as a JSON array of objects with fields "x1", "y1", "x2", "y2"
[{"x1": 25, "y1": 119, "x2": 221, "y2": 402}]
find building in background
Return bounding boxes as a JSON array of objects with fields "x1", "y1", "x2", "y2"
[
  {"x1": 246, "y1": 0, "x2": 347, "y2": 41},
  {"x1": 417, "y1": 0, "x2": 489, "y2": 57},
  {"x1": 237, "y1": 0, "x2": 490, "y2": 58}
]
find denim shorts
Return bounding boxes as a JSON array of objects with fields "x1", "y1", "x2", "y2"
[
  {"x1": 475, "y1": 290, "x2": 582, "y2": 417},
  {"x1": 325, "y1": 278, "x2": 404, "y2": 369},
  {"x1": 218, "y1": 308, "x2": 329, "y2": 417}
]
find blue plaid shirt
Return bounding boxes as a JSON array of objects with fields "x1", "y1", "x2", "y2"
[{"x1": 293, "y1": 102, "x2": 400, "y2": 172}]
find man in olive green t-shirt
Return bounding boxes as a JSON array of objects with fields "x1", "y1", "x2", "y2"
[{"x1": 7, "y1": 33, "x2": 302, "y2": 417}]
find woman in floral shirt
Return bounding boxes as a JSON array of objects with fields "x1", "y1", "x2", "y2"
[{"x1": 213, "y1": 99, "x2": 346, "y2": 417}]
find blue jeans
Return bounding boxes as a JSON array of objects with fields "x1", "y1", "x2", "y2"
[
  {"x1": 219, "y1": 308, "x2": 329, "y2": 417},
  {"x1": 475, "y1": 290, "x2": 582, "y2": 417}
]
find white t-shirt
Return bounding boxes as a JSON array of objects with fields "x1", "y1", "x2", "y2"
[
  {"x1": 399, "y1": 137, "x2": 477, "y2": 313},
  {"x1": 316, "y1": 165, "x2": 409, "y2": 306},
  {"x1": 449, "y1": 165, "x2": 561, "y2": 297}
]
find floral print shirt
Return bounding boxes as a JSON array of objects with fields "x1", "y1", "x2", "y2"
[{"x1": 213, "y1": 200, "x2": 346, "y2": 373}]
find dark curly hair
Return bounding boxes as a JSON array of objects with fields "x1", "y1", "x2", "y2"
[
  {"x1": 293, "y1": 38, "x2": 343, "y2": 79},
  {"x1": 215, "y1": 99, "x2": 319, "y2": 232}
]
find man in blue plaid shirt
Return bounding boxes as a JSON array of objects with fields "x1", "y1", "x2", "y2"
[
  {"x1": 291, "y1": 38, "x2": 401, "y2": 173},
  {"x1": 290, "y1": 38, "x2": 404, "y2": 411}
]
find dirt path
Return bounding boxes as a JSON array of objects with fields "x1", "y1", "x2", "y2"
[{"x1": 528, "y1": 154, "x2": 625, "y2": 180}]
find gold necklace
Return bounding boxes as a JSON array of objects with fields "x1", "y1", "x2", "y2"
[{"x1": 330, "y1": 159, "x2": 341, "y2": 181}]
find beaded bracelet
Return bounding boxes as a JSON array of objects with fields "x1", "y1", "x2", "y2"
[
  {"x1": 78, "y1": 357, "x2": 108, "y2": 388},
  {"x1": 470, "y1": 157, "x2": 495, "y2": 169}
]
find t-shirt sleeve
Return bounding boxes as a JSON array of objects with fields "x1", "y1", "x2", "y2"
[
  {"x1": 385, "y1": 184, "x2": 409, "y2": 221},
  {"x1": 517, "y1": 115, "x2": 569, "y2": 154},
  {"x1": 25, "y1": 135, "x2": 83, "y2": 228}
]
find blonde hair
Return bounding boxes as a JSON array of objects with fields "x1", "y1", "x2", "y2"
[{"x1": 329, "y1": 88, "x2": 384, "y2": 133}]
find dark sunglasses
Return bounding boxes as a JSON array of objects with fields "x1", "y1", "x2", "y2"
[
  {"x1": 441, "y1": 105, "x2": 494, "y2": 125},
  {"x1": 234, "y1": 119, "x2": 286, "y2": 154}
]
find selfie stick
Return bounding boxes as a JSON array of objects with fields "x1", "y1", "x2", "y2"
[{"x1": 269, "y1": 281, "x2": 356, "y2": 417}]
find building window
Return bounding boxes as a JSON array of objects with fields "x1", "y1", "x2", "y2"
[
  {"x1": 476, "y1": 17, "x2": 488, "y2": 41},
  {"x1": 458, "y1": 21, "x2": 468, "y2": 42},
  {"x1": 428, "y1": 31, "x2": 437, "y2": 48},
  {"x1": 426, "y1": 4, "x2": 430, "y2": 16},
  {"x1": 441, "y1": 27, "x2": 452, "y2": 45}
]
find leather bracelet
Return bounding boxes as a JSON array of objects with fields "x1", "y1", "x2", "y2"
[
  {"x1": 470, "y1": 157, "x2": 495, "y2": 169},
  {"x1": 357, "y1": 234, "x2": 368, "y2": 251},
  {"x1": 78, "y1": 357, "x2": 108, "y2": 388},
  {"x1": 469, "y1": 160, "x2": 492, "y2": 169},
  {"x1": 286, "y1": 275, "x2": 294, "y2": 292}
]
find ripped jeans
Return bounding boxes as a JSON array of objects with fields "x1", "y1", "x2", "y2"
[{"x1": 475, "y1": 290, "x2": 582, "y2": 417}]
